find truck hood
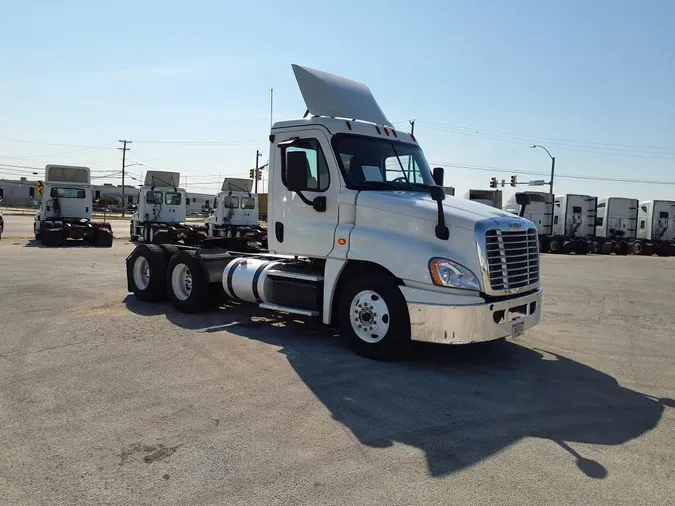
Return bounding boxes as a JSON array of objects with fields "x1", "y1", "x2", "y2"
[{"x1": 356, "y1": 191, "x2": 515, "y2": 231}]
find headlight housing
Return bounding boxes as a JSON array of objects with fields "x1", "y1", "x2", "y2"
[{"x1": 429, "y1": 258, "x2": 481, "y2": 291}]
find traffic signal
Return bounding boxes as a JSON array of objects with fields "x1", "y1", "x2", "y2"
[
  {"x1": 249, "y1": 169, "x2": 255, "y2": 179},
  {"x1": 489, "y1": 177, "x2": 497, "y2": 188},
  {"x1": 257, "y1": 170, "x2": 262, "y2": 181},
  {"x1": 510, "y1": 175, "x2": 517, "y2": 187}
]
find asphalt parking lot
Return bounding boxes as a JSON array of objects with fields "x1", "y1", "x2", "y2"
[{"x1": 1, "y1": 239, "x2": 673, "y2": 505}]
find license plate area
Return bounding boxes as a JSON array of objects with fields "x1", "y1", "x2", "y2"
[{"x1": 512, "y1": 320, "x2": 525, "y2": 338}]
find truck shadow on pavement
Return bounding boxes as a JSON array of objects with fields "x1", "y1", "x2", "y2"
[{"x1": 123, "y1": 296, "x2": 673, "y2": 479}]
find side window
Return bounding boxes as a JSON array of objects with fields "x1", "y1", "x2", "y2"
[
  {"x1": 224, "y1": 196, "x2": 239, "y2": 208},
  {"x1": 146, "y1": 191, "x2": 162, "y2": 204},
  {"x1": 241, "y1": 197, "x2": 255, "y2": 210},
  {"x1": 165, "y1": 192, "x2": 181, "y2": 205},
  {"x1": 572, "y1": 206, "x2": 582, "y2": 214},
  {"x1": 595, "y1": 217, "x2": 603, "y2": 226},
  {"x1": 640, "y1": 220, "x2": 645, "y2": 229},
  {"x1": 554, "y1": 215, "x2": 559, "y2": 225},
  {"x1": 597, "y1": 202, "x2": 606, "y2": 208},
  {"x1": 282, "y1": 139, "x2": 330, "y2": 192},
  {"x1": 659, "y1": 212, "x2": 669, "y2": 219},
  {"x1": 213, "y1": 197, "x2": 218, "y2": 209}
]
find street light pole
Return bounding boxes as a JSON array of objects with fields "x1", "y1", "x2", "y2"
[{"x1": 531, "y1": 145, "x2": 555, "y2": 195}]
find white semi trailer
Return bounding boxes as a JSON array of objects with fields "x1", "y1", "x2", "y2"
[
  {"x1": 592, "y1": 197, "x2": 639, "y2": 255},
  {"x1": 125, "y1": 64, "x2": 543, "y2": 360},
  {"x1": 130, "y1": 171, "x2": 208, "y2": 244},
  {"x1": 635, "y1": 200, "x2": 675, "y2": 256},
  {"x1": 33, "y1": 165, "x2": 113, "y2": 247}
]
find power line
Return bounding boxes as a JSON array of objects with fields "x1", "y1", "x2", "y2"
[
  {"x1": 0, "y1": 136, "x2": 117, "y2": 150},
  {"x1": 430, "y1": 161, "x2": 675, "y2": 185},
  {"x1": 132, "y1": 139, "x2": 263, "y2": 146},
  {"x1": 417, "y1": 122, "x2": 675, "y2": 160},
  {"x1": 418, "y1": 121, "x2": 675, "y2": 153}
]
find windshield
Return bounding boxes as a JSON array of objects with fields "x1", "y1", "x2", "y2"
[
  {"x1": 332, "y1": 134, "x2": 434, "y2": 191},
  {"x1": 50, "y1": 187, "x2": 86, "y2": 199}
]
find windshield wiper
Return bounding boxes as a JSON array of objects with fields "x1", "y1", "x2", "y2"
[{"x1": 389, "y1": 142, "x2": 412, "y2": 191}]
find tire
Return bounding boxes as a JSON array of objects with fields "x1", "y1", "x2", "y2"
[
  {"x1": 166, "y1": 250, "x2": 221, "y2": 313},
  {"x1": 591, "y1": 241, "x2": 600, "y2": 254},
  {"x1": 127, "y1": 244, "x2": 168, "y2": 302},
  {"x1": 338, "y1": 273, "x2": 411, "y2": 361},
  {"x1": 632, "y1": 241, "x2": 644, "y2": 255},
  {"x1": 95, "y1": 227, "x2": 113, "y2": 247},
  {"x1": 573, "y1": 241, "x2": 590, "y2": 255},
  {"x1": 548, "y1": 237, "x2": 562, "y2": 254},
  {"x1": 538, "y1": 236, "x2": 550, "y2": 253},
  {"x1": 614, "y1": 241, "x2": 629, "y2": 256}
]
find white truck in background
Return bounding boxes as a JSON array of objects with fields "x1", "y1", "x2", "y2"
[
  {"x1": 125, "y1": 64, "x2": 542, "y2": 360},
  {"x1": 130, "y1": 171, "x2": 208, "y2": 244},
  {"x1": 204, "y1": 177, "x2": 267, "y2": 246},
  {"x1": 33, "y1": 165, "x2": 113, "y2": 247},
  {"x1": 505, "y1": 192, "x2": 595, "y2": 254},
  {"x1": 636, "y1": 200, "x2": 675, "y2": 256},
  {"x1": 465, "y1": 189, "x2": 503, "y2": 209},
  {"x1": 593, "y1": 197, "x2": 639, "y2": 255}
]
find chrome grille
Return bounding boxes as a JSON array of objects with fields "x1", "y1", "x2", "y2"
[{"x1": 485, "y1": 228, "x2": 539, "y2": 291}]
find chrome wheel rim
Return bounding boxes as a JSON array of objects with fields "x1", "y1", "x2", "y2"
[
  {"x1": 133, "y1": 256, "x2": 151, "y2": 290},
  {"x1": 171, "y1": 263, "x2": 193, "y2": 301},
  {"x1": 349, "y1": 290, "x2": 390, "y2": 343}
]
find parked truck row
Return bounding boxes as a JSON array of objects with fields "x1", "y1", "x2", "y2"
[
  {"x1": 125, "y1": 64, "x2": 543, "y2": 360},
  {"x1": 503, "y1": 191, "x2": 675, "y2": 256}
]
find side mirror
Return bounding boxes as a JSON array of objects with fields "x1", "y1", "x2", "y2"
[
  {"x1": 429, "y1": 185, "x2": 445, "y2": 202},
  {"x1": 286, "y1": 152, "x2": 309, "y2": 192},
  {"x1": 432, "y1": 167, "x2": 444, "y2": 187},
  {"x1": 515, "y1": 193, "x2": 532, "y2": 206}
]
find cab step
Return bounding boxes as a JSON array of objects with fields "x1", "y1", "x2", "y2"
[{"x1": 259, "y1": 302, "x2": 319, "y2": 317}]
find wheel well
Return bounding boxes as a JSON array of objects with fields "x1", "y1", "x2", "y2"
[{"x1": 330, "y1": 260, "x2": 401, "y2": 325}]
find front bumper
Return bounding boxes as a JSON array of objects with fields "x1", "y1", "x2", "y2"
[{"x1": 403, "y1": 286, "x2": 542, "y2": 344}]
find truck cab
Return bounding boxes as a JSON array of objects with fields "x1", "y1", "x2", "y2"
[
  {"x1": 127, "y1": 64, "x2": 543, "y2": 360},
  {"x1": 204, "y1": 177, "x2": 263, "y2": 241},
  {"x1": 34, "y1": 165, "x2": 112, "y2": 247},
  {"x1": 636, "y1": 200, "x2": 675, "y2": 256},
  {"x1": 130, "y1": 171, "x2": 206, "y2": 244}
]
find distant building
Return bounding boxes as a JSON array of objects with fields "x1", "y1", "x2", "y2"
[{"x1": 0, "y1": 178, "x2": 40, "y2": 206}]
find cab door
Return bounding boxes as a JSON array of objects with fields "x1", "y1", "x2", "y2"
[{"x1": 268, "y1": 128, "x2": 340, "y2": 258}]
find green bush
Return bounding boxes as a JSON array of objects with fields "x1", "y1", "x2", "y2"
[{"x1": 98, "y1": 195, "x2": 119, "y2": 206}]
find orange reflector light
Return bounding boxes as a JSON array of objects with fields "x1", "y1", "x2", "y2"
[
  {"x1": 375, "y1": 125, "x2": 381, "y2": 134},
  {"x1": 346, "y1": 121, "x2": 352, "y2": 130},
  {"x1": 337, "y1": 238, "x2": 346, "y2": 245}
]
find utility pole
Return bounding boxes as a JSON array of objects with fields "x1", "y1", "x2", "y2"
[
  {"x1": 254, "y1": 150, "x2": 262, "y2": 193},
  {"x1": 118, "y1": 140, "x2": 131, "y2": 216},
  {"x1": 549, "y1": 156, "x2": 556, "y2": 195}
]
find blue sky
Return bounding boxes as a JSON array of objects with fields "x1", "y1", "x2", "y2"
[{"x1": 1, "y1": 0, "x2": 674, "y2": 201}]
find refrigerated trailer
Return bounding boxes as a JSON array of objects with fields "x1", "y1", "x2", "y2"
[
  {"x1": 125, "y1": 64, "x2": 543, "y2": 360},
  {"x1": 504, "y1": 192, "x2": 594, "y2": 254},
  {"x1": 465, "y1": 189, "x2": 502, "y2": 209},
  {"x1": 33, "y1": 165, "x2": 113, "y2": 247},
  {"x1": 635, "y1": 200, "x2": 675, "y2": 256},
  {"x1": 592, "y1": 197, "x2": 638, "y2": 255}
]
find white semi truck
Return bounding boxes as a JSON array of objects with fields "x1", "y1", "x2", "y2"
[
  {"x1": 505, "y1": 192, "x2": 595, "y2": 254},
  {"x1": 635, "y1": 200, "x2": 675, "y2": 256},
  {"x1": 204, "y1": 177, "x2": 267, "y2": 246},
  {"x1": 33, "y1": 165, "x2": 113, "y2": 247},
  {"x1": 593, "y1": 197, "x2": 639, "y2": 255},
  {"x1": 125, "y1": 64, "x2": 543, "y2": 360},
  {"x1": 130, "y1": 171, "x2": 208, "y2": 244}
]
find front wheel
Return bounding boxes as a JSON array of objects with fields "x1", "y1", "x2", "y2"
[{"x1": 338, "y1": 273, "x2": 410, "y2": 361}]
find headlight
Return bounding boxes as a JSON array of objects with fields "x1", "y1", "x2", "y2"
[{"x1": 429, "y1": 258, "x2": 481, "y2": 291}]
